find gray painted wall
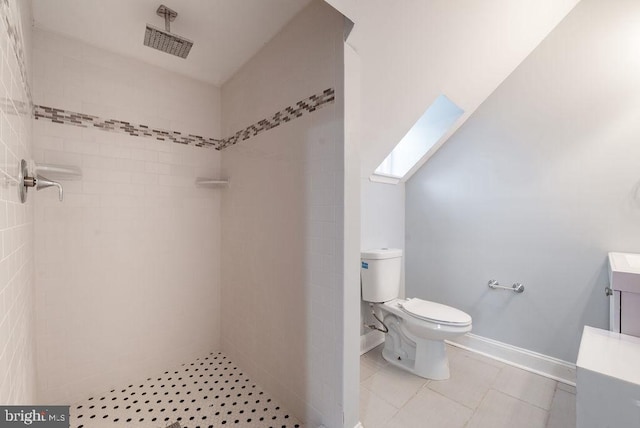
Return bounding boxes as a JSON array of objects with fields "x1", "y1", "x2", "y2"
[{"x1": 405, "y1": 0, "x2": 640, "y2": 363}]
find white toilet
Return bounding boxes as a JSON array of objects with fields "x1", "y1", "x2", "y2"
[{"x1": 361, "y1": 248, "x2": 472, "y2": 380}]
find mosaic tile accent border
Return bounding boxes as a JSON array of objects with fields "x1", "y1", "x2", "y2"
[
  {"x1": 218, "y1": 88, "x2": 335, "y2": 149},
  {"x1": 0, "y1": 0, "x2": 34, "y2": 108},
  {"x1": 34, "y1": 105, "x2": 222, "y2": 149},
  {"x1": 34, "y1": 88, "x2": 335, "y2": 151}
]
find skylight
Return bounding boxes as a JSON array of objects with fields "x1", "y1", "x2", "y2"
[{"x1": 374, "y1": 94, "x2": 464, "y2": 179}]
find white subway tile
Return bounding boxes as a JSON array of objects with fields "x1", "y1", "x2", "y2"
[
  {"x1": 130, "y1": 172, "x2": 158, "y2": 185},
  {"x1": 27, "y1": 17, "x2": 229, "y2": 409},
  {"x1": 62, "y1": 138, "x2": 99, "y2": 155},
  {"x1": 83, "y1": 168, "x2": 131, "y2": 184},
  {"x1": 98, "y1": 143, "x2": 131, "y2": 159},
  {"x1": 145, "y1": 140, "x2": 173, "y2": 153},
  {"x1": 43, "y1": 150, "x2": 82, "y2": 166},
  {"x1": 144, "y1": 161, "x2": 171, "y2": 175},
  {"x1": 158, "y1": 151, "x2": 180, "y2": 164},
  {"x1": 35, "y1": 135, "x2": 63, "y2": 152},
  {"x1": 1, "y1": 230, "x2": 9, "y2": 259},
  {"x1": 131, "y1": 148, "x2": 158, "y2": 162},
  {"x1": 171, "y1": 164, "x2": 192, "y2": 177},
  {"x1": 81, "y1": 181, "x2": 108, "y2": 195},
  {"x1": 0, "y1": 146, "x2": 7, "y2": 176},
  {"x1": 158, "y1": 174, "x2": 193, "y2": 187},
  {"x1": 82, "y1": 154, "x2": 117, "y2": 170},
  {"x1": 79, "y1": 102, "x2": 116, "y2": 120}
]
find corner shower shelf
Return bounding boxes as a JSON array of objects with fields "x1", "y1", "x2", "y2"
[{"x1": 195, "y1": 177, "x2": 229, "y2": 188}]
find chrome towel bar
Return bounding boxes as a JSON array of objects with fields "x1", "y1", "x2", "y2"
[{"x1": 488, "y1": 279, "x2": 525, "y2": 293}]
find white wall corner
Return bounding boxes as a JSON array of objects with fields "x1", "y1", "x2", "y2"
[
  {"x1": 360, "y1": 330, "x2": 385, "y2": 355},
  {"x1": 344, "y1": 41, "x2": 363, "y2": 428},
  {"x1": 322, "y1": 0, "x2": 357, "y2": 25}
]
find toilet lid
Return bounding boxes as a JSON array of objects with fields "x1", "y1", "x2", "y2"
[{"x1": 400, "y1": 298, "x2": 472, "y2": 326}]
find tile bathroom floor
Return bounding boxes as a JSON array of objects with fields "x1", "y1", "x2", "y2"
[
  {"x1": 70, "y1": 352, "x2": 302, "y2": 428},
  {"x1": 360, "y1": 344, "x2": 575, "y2": 428}
]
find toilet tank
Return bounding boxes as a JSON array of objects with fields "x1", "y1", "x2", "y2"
[{"x1": 361, "y1": 248, "x2": 402, "y2": 302}]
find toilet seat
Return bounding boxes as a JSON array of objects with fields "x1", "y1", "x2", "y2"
[{"x1": 399, "y1": 298, "x2": 472, "y2": 326}]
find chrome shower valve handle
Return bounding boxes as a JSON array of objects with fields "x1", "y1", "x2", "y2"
[
  {"x1": 19, "y1": 159, "x2": 64, "y2": 202},
  {"x1": 34, "y1": 175, "x2": 64, "y2": 201}
]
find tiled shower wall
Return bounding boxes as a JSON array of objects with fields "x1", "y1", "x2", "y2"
[
  {"x1": 32, "y1": 29, "x2": 223, "y2": 404},
  {"x1": 220, "y1": 1, "x2": 344, "y2": 426},
  {"x1": 0, "y1": 0, "x2": 36, "y2": 404}
]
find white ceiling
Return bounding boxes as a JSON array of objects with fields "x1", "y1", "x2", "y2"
[
  {"x1": 31, "y1": 0, "x2": 312, "y2": 87},
  {"x1": 351, "y1": 0, "x2": 580, "y2": 179}
]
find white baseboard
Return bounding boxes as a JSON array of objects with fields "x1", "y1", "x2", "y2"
[
  {"x1": 360, "y1": 330, "x2": 384, "y2": 355},
  {"x1": 447, "y1": 333, "x2": 576, "y2": 386}
]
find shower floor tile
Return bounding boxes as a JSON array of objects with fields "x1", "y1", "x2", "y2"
[{"x1": 70, "y1": 352, "x2": 302, "y2": 428}]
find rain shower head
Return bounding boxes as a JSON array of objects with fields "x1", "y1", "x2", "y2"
[{"x1": 144, "y1": 5, "x2": 193, "y2": 59}]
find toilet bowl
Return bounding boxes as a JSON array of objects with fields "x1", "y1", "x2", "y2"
[
  {"x1": 378, "y1": 298, "x2": 471, "y2": 380},
  {"x1": 361, "y1": 248, "x2": 472, "y2": 380}
]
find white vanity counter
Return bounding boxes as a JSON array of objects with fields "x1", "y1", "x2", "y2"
[{"x1": 576, "y1": 326, "x2": 640, "y2": 427}]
